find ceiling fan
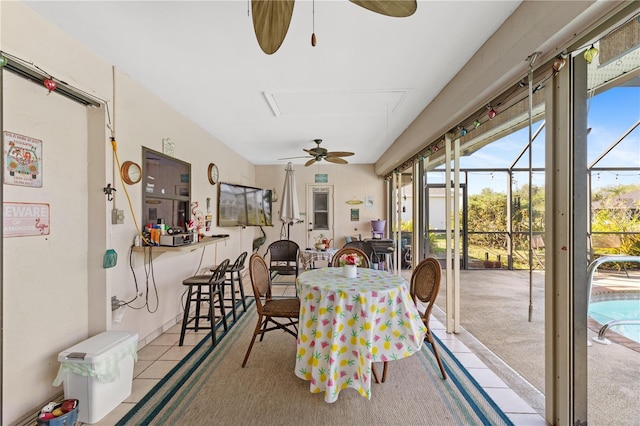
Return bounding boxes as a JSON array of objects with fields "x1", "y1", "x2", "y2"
[
  {"x1": 279, "y1": 139, "x2": 355, "y2": 167},
  {"x1": 252, "y1": 0, "x2": 417, "y2": 55}
]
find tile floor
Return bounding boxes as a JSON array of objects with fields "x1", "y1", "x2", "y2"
[{"x1": 91, "y1": 272, "x2": 546, "y2": 426}]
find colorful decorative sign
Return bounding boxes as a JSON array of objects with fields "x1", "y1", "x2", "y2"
[
  {"x1": 3, "y1": 202, "x2": 50, "y2": 237},
  {"x1": 315, "y1": 174, "x2": 328, "y2": 183},
  {"x1": 4, "y1": 131, "x2": 43, "y2": 187}
]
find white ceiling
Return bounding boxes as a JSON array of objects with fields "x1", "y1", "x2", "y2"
[{"x1": 24, "y1": 0, "x2": 522, "y2": 166}]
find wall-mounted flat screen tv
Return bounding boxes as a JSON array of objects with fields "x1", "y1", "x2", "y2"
[{"x1": 218, "y1": 182, "x2": 273, "y2": 227}]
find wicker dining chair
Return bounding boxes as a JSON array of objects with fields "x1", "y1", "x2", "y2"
[
  {"x1": 377, "y1": 257, "x2": 447, "y2": 382},
  {"x1": 242, "y1": 254, "x2": 300, "y2": 368},
  {"x1": 330, "y1": 247, "x2": 370, "y2": 268},
  {"x1": 265, "y1": 239, "x2": 300, "y2": 295},
  {"x1": 344, "y1": 240, "x2": 376, "y2": 264}
]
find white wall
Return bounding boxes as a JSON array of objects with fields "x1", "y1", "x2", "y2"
[
  {"x1": 255, "y1": 164, "x2": 386, "y2": 252},
  {"x1": 0, "y1": 2, "x2": 256, "y2": 423},
  {"x1": 3, "y1": 71, "x2": 90, "y2": 423}
]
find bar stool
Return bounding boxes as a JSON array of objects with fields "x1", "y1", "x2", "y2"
[
  {"x1": 179, "y1": 259, "x2": 230, "y2": 347},
  {"x1": 210, "y1": 251, "x2": 248, "y2": 322},
  {"x1": 380, "y1": 246, "x2": 395, "y2": 272}
]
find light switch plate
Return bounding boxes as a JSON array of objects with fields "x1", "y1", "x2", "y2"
[{"x1": 112, "y1": 209, "x2": 125, "y2": 224}]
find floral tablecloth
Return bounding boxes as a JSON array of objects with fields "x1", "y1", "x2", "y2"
[
  {"x1": 299, "y1": 248, "x2": 338, "y2": 270},
  {"x1": 295, "y1": 267, "x2": 426, "y2": 402}
]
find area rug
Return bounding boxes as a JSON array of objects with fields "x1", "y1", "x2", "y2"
[{"x1": 117, "y1": 299, "x2": 514, "y2": 426}]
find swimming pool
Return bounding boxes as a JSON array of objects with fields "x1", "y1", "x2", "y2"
[{"x1": 589, "y1": 299, "x2": 640, "y2": 344}]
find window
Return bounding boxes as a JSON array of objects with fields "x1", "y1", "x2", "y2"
[
  {"x1": 142, "y1": 147, "x2": 191, "y2": 230},
  {"x1": 313, "y1": 191, "x2": 329, "y2": 230}
]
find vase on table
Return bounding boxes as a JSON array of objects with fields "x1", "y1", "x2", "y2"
[{"x1": 342, "y1": 264, "x2": 357, "y2": 278}]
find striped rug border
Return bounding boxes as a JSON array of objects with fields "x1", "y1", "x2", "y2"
[
  {"x1": 116, "y1": 299, "x2": 254, "y2": 425},
  {"x1": 429, "y1": 334, "x2": 515, "y2": 425}
]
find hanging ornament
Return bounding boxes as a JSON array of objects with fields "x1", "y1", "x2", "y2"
[
  {"x1": 43, "y1": 78, "x2": 57, "y2": 92},
  {"x1": 460, "y1": 127, "x2": 468, "y2": 136},
  {"x1": 583, "y1": 45, "x2": 598, "y2": 64},
  {"x1": 487, "y1": 106, "x2": 497, "y2": 120},
  {"x1": 552, "y1": 56, "x2": 566, "y2": 72},
  {"x1": 0, "y1": 55, "x2": 8, "y2": 68},
  {"x1": 473, "y1": 119, "x2": 481, "y2": 129}
]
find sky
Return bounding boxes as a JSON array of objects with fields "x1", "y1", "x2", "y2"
[{"x1": 429, "y1": 85, "x2": 640, "y2": 196}]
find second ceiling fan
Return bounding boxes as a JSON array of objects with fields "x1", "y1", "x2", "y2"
[
  {"x1": 251, "y1": 0, "x2": 417, "y2": 54},
  {"x1": 280, "y1": 139, "x2": 354, "y2": 167}
]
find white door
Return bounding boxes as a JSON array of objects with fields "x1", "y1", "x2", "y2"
[
  {"x1": 306, "y1": 184, "x2": 334, "y2": 249},
  {"x1": 3, "y1": 71, "x2": 90, "y2": 420}
]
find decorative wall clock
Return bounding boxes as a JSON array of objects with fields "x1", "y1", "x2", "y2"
[
  {"x1": 121, "y1": 161, "x2": 141, "y2": 185},
  {"x1": 207, "y1": 163, "x2": 219, "y2": 185}
]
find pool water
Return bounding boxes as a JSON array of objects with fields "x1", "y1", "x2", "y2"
[{"x1": 589, "y1": 299, "x2": 640, "y2": 344}]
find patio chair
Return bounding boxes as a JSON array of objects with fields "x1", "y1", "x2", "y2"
[
  {"x1": 331, "y1": 247, "x2": 370, "y2": 268},
  {"x1": 242, "y1": 254, "x2": 300, "y2": 367},
  {"x1": 377, "y1": 257, "x2": 447, "y2": 382},
  {"x1": 344, "y1": 240, "x2": 376, "y2": 263},
  {"x1": 589, "y1": 234, "x2": 630, "y2": 278},
  {"x1": 265, "y1": 240, "x2": 300, "y2": 294}
]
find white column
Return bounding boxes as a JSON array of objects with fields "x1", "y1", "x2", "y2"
[{"x1": 453, "y1": 135, "x2": 461, "y2": 333}]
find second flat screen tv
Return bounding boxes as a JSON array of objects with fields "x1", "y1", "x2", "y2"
[{"x1": 218, "y1": 182, "x2": 273, "y2": 227}]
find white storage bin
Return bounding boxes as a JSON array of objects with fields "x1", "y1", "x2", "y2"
[{"x1": 53, "y1": 331, "x2": 138, "y2": 424}]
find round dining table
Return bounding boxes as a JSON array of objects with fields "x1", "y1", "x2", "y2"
[{"x1": 294, "y1": 267, "x2": 427, "y2": 403}]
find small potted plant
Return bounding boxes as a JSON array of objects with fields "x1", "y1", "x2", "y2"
[
  {"x1": 339, "y1": 253, "x2": 361, "y2": 278},
  {"x1": 314, "y1": 234, "x2": 326, "y2": 250}
]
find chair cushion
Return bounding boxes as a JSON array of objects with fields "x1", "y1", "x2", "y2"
[
  {"x1": 262, "y1": 298, "x2": 300, "y2": 317},
  {"x1": 270, "y1": 265, "x2": 297, "y2": 275}
]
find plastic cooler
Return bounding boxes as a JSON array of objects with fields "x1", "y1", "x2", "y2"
[{"x1": 53, "y1": 331, "x2": 138, "y2": 424}]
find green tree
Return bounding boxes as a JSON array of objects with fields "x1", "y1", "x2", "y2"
[
  {"x1": 591, "y1": 184, "x2": 640, "y2": 256},
  {"x1": 467, "y1": 188, "x2": 507, "y2": 248}
]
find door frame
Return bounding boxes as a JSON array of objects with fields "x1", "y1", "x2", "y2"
[{"x1": 306, "y1": 184, "x2": 334, "y2": 249}]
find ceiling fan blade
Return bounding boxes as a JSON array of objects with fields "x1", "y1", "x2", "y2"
[
  {"x1": 326, "y1": 151, "x2": 354, "y2": 158},
  {"x1": 278, "y1": 155, "x2": 312, "y2": 160},
  {"x1": 252, "y1": 0, "x2": 295, "y2": 55},
  {"x1": 349, "y1": 0, "x2": 417, "y2": 17},
  {"x1": 303, "y1": 148, "x2": 320, "y2": 155},
  {"x1": 305, "y1": 158, "x2": 317, "y2": 167},
  {"x1": 325, "y1": 157, "x2": 348, "y2": 165}
]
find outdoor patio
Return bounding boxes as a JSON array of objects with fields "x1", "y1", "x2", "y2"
[{"x1": 415, "y1": 268, "x2": 640, "y2": 425}]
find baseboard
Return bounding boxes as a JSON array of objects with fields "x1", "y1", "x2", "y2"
[
  {"x1": 11, "y1": 393, "x2": 64, "y2": 426},
  {"x1": 136, "y1": 313, "x2": 182, "y2": 350}
]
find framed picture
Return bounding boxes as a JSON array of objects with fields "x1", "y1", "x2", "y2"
[
  {"x1": 315, "y1": 173, "x2": 328, "y2": 183},
  {"x1": 364, "y1": 195, "x2": 373, "y2": 208},
  {"x1": 350, "y1": 208, "x2": 359, "y2": 221}
]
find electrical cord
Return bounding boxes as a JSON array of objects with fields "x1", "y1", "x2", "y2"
[
  {"x1": 121, "y1": 242, "x2": 209, "y2": 314},
  {"x1": 119, "y1": 243, "x2": 159, "y2": 313},
  {"x1": 110, "y1": 137, "x2": 151, "y2": 246}
]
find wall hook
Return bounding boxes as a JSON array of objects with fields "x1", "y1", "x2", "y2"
[{"x1": 103, "y1": 183, "x2": 116, "y2": 201}]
